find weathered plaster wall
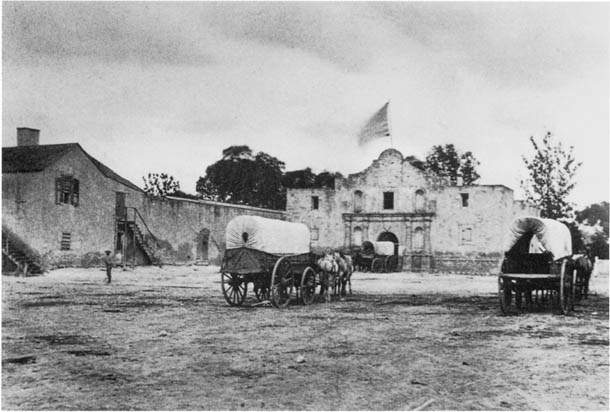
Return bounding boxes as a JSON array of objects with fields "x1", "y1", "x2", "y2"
[{"x1": 139, "y1": 196, "x2": 284, "y2": 265}]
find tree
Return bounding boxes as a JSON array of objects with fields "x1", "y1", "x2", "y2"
[
  {"x1": 282, "y1": 168, "x2": 317, "y2": 189},
  {"x1": 314, "y1": 171, "x2": 344, "y2": 189},
  {"x1": 196, "y1": 145, "x2": 286, "y2": 209},
  {"x1": 424, "y1": 144, "x2": 481, "y2": 186},
  {"x1": 142, "y1": 173, "x2": 180, "y2": 197},
  {"x1": 576, "y1": 202, "x2": 609, "y2": 236},
  {"x1": 575, "y1": 202, "x2": 609, "y2": 259},
  {"x1": 520, "y1": 131, "x2": 581, "y2": 219}
]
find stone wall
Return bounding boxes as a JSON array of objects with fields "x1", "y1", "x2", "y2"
[{"x1": 139, "y1": 196, "x2": 284, "y2": 265}]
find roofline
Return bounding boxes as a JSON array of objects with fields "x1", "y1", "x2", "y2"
[
  {"x1": 77, "y1": 144, "x2": 144, "y2": 193},
  {"x1": 2, "y1": 142, "x2": 144, "y2": 193},
  {"x1": 165, "y1": 195, "x2": 285, "y2": 214}
]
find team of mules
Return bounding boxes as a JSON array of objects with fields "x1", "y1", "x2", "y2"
[{"x1": 316, "y1": 250, "x2": 354, "y2": 303}]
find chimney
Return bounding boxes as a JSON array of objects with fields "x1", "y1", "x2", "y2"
[{"x1": 17, "y1": 127, "x2": 40, "y2": 146}]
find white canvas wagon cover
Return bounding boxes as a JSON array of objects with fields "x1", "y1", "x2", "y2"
[
  {"x1": 225, "y1": 215, "x2": 310, "y2": 254},
  {"x1": 504, "y1": 216, "x2": 572, "y2": 259},
  {"x1": 362, "y1": 241, "x2": 395, "y2": 256}
]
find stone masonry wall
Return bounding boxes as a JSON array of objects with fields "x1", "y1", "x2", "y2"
[
  {"x1": 286, "y1": 149, "x2": 540, "y2": 273},
  {"x1": 139, "y1": 196, "x2": 284, "y2": 265}
]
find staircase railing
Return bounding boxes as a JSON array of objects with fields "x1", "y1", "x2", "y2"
[
  {"x1": 124, "y1": 207, "x2": 162, "y2": 266},
  {"x1": 2, "y1": 225, "x2": 43, "y2": 275}
]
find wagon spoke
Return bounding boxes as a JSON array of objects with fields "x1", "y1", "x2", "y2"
[
  {"x1": 221, "y1": 272, "x2": 248, "y2": 307},
  {"x1": 300, "y1": 267, "x2": 317, "y2": 306}
]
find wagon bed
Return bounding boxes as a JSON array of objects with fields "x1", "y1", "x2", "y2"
[
  {"x1": 220, "y1": 216, "x2": 320, "y2": 308},
  {"x1": 498, "y1": 217, "x2": 575, "y2": 314}
]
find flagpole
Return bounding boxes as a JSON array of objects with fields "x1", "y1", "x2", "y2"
[{"x1": 388, "y1": 100, "x2": 393, "y2": 148}]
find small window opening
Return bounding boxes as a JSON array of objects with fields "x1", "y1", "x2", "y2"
[
  {"x1": 55, "y1": 176, "x2": 79, "y2": 207},
  {"x1": 312, "y1": 196, "x2": 319, "y2": 210},
  {"x1": 461, "y1": 227, "x2": 472, "y2": 244},
  {"x1": 383, "y1": 192, "x2": 394, "y2": 210},
  {"x1": 60, "y1": 232, "x2": 71, "y2": 251},
  {"x1": 460, "y1": 193, "x2": 469, "y2": 207}
]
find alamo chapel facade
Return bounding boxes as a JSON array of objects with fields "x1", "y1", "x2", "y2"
[{"x1": 286, "y1": 148, "x2": 539, "y2": 273}]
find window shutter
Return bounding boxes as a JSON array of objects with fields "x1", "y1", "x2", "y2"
[{"x1": 72, "y1": 179, "x2": 80, "y2": 207}]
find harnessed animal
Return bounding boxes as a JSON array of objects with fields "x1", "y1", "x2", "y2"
[{"x1": 317, "y1": 252, "x2": 339, "y2": 303}]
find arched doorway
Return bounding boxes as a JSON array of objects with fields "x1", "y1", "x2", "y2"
[{"x1": 377, "y1": 231, "x2": 399, "y2": 255}]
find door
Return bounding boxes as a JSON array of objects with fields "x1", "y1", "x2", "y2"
[{"x1": 115, "y1": 192, "x2": 126, "y2": 219}]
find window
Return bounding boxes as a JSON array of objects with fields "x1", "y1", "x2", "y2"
[
  {"x1": 311, "y1": 228, "x2": 319, "y2": 241},
  {"x1": 460, "y1": 193, "x2": 469, "y2": 207},
  {"x1": 460, "y1": 227, "x2": 472, "y2": 244},
  {"x1": 55, "y1": 176, "x2": 79, "y2": 206},
  {"x1": 60, "y1": 232, "x2": 71, "y2": 250},
  {"x1": 415, "y1": 189, "x2": 425, "y2": 211},
  {"x1": 311, "y1": 196, "x2": 319, "y2": 210},
  {"x1": 383, "y1": 192, "x2": 394, "y2": 210},
  {"x1": 354, "y1": 190, "x2": 363, "y2": 213}
]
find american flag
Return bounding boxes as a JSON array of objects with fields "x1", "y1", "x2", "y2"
[{"x1": 358, "y1": 102, "x2": 390, "y2": 146}]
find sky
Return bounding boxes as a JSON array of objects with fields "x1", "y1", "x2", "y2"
[{"x1": 3, "y1": 1, "x2": 609, "y2": 208}]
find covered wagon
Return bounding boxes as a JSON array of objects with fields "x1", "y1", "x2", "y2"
[
  {"x1": 354, "y1": 240, "x2": 399, "y2": 273},
  {"x1": 498, "y1": 216, "x2": 575, "y2": 314},
  {"x1": 220, "y1": 216, "x2": 319, "y2": 307}
]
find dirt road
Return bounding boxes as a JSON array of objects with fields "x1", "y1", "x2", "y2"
[{"x1": 2, "y1": 267, "x2": 608, "y2": 410}]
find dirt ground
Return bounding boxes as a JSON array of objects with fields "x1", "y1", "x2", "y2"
[{"x1": 2, "y1": 266, "x2": 609, "y2": 411}]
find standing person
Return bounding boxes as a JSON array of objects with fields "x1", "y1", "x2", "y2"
[{"x1": 102, "y1": 250, "x2": 114, "y2": 284}]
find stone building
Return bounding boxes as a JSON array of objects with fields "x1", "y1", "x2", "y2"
[
  {"x1": 286, "y1": 148, "x2": 539, "y2": 273},
  {"x1": 2, "y1": 128, "x2": 283, "y2": 273}
]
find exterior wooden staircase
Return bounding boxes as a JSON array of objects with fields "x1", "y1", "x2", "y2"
[
  {"x1": 119, "y1": 207, "x2": 162, "y2": 267},
  {"x1": 2, "y1": 227, "x2": 43, "y2": 275}
]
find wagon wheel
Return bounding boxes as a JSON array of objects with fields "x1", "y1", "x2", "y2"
[
  {"x1": 254, "y1": 285, "x2": 270, "y2": 302},
  {"x1": 371, "y1": 258, "x2": 384, "y2": 273},
  {"x1": 270, "y1": 257, "x2": 293, "y2": 308},
  {"x1": 385, "y1": 256, "x2": 398, "y2": 273},
  {"x1": 515, "y1": 290, "x2": 523, "y2": 310},
  {"x1": 498, "y1": 276, "x2": 512, "y2": 313},
  {"x1": 221, "y1": 272, "x2": 248, "y2": 307},
  {"x1": 300, "y1": 266, "x2": 317, "y2": 306},
  {"x1": 559, "y1": 261, "x2": 573, "y2": 315}
]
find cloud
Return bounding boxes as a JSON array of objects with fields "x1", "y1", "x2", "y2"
[
  {"x1": 371, "y1": 2, "x2": 609, "y2": 89},
  {"x1": 3, "y1": 2, "x2": 214, "y2": 66},
  {"x1": 203, "y1": 2, "x2": 388, "y2": 73}
]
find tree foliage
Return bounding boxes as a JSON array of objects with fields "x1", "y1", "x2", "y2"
[
  {"x1": 575, "y1": 202, "x2": 609, "y2": 259},
  {"x1": 576, "y1": 202, "x2": 609, "y2": 236},
  {"x1": 282, "y1": 168, "x2": 317, "y2": 189},
  {"x1": 424, "y1": 144, "x2": 481, "y2": 186},
  {"x1": 520, "y1": 132, "x2": 581, "y2": 219},
  {"x1": 142, "y1": 173, "x2": 180, "y2": 197},
  {"x1": 282, "y1": 168, "x2": 344, "y2": 189},
  {"x1": 196, "y1": 145, "x2": 286, "y2": 209}
]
